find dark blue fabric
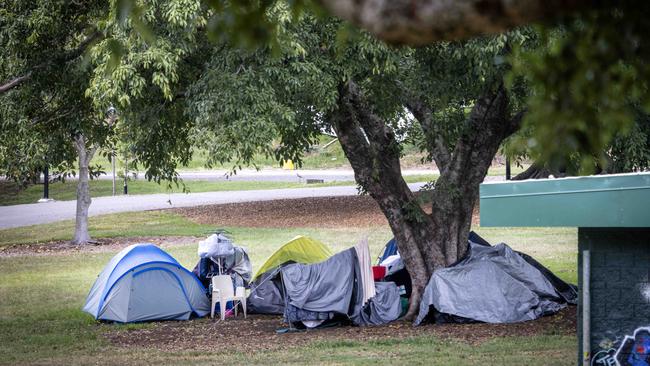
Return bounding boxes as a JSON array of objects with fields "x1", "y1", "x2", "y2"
[
  {"x1": 468, "y1": 231, "x2": 491, "y2": 247},
  {"x1": 285, "y1": 305, "x2": 332, "y2": 322},
  {"x1": 378, "y1": 238, "x2": 398, "y2": 263}
]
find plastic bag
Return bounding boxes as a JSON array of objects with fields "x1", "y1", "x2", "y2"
[{"x1": 198, "y1": 233, "x2": 235, "y2": 258}]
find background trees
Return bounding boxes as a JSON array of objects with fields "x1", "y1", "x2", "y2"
[
  {"x1": 0, "y1": 1, "x2": 106, "y2": 185},
  {"x1": 176, "y1": 17, "x2": 529, "y2": 314},
  {"x1": 85, "y1": 0, "x2": 208, "y2": 184},
  {"x1": 182, "y1": 0, "x2": 650, "y2": 174},
  {"x1": 0, "y1": 0, "x2": 206, "y2": 243},
  {"x1": 0, "y1": 0, "x2": 112, "y2": 244}
]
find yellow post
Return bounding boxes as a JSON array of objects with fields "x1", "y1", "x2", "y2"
[{"x1": 282, "y1": 160, "x2": 295, "y2": 170}]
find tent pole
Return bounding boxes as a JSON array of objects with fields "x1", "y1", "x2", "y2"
[{"x1": 279, "y1": 271, "x2": 293, "y2": 331}]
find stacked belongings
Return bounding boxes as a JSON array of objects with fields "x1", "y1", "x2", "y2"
[
  {"x1": 410, "y1": 232, "x2": 578, "y2": 325},
  {"x1": 247, "y1": 235, "x2": 333, "y2": 315},
  {"x1": 281, "y1": 239, "x2": 402, "y2": 328},
  {"x1": 192, "y1": 233, "x2": 252, "y2": 290},
  {"x1": 374, "y1": 238, "x2": 411, "y2": 309}
]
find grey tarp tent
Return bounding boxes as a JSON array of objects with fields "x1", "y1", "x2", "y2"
[
  {"x1": 414, "y1": 241, "x2": 569, "y2": 325},
  {"x1": 247, "y1": 236, "x2": 334, "y2": 315},
  {"x1": 376, "y1": 231, "x2": 577, "y2": 306},
  {"x1": 247, "y1": 269, "x2": 285, "y2": 315},
  {"x1": 83, "y1": 244, "x2": 210, "y2": 323},
  {"x1": 282, "y1": 242, "x2": 401, "y2": 326}
]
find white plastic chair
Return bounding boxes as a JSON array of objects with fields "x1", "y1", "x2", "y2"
[{"x1": 211, "y1": 275, "x2": 247, "y2": 320}]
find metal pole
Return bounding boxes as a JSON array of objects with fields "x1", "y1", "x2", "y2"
[
  {"x1": 505, "y1": 156, "x2": 511, "y2": 180},
  {"x1": 123, "y1": 150, "x2": 128, "y2": 195},
  {"x1": 112, "y1": 150, "x2": 116, "y2": 196},
  {"x1": 43, "y1": 165, "x2": 49, "y2": 200},
  {"x1": 582, "y1": 250, "x2": 591, "y2": 366}
]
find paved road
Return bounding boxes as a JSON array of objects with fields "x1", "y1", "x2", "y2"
[
  {"x1": 0, "y1": 183, "x2": 428, "y2": 229},
  {"x1": 1, "y1": 168, "x2": 437, "y2": 184},
  {"x1": 94, "y1": 168, "x2": 438, "y2": 182}
]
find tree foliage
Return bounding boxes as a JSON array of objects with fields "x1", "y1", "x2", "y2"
[
  {"x1": 0, "y1": 0, "x2": 108, "y2": 185},
  {"x1": 99, "y1": 0, "x2": 650, "y2": 174},
  {"x1": 509, "y1": 3, "x2": 650, "y2": 173},
  {"x1": 85, "y1": 0, "x2": 211, "y2": 184},
  {"x1": 181, "y1": 15, "x2": 525, "y2": 173}
]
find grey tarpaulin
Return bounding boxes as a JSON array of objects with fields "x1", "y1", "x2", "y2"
[
  {"x1": 351, "y1": 281, "x2": 401, "y2": 326},
  {"x1": 282, "y1": 248, "x2": 356, "y2": 317},
  {"x1": 281, "y1": 244, "x2": 401, "y2": 326},
  {"x1": 225, "y1": 247, "x2": 253, "y2": 285},
  {"x1": 247, "y1": 269, "x2": 285, "y2": 315},
  {"x1": 414, "y1": 241, "x2": 567, "y2": 325}
]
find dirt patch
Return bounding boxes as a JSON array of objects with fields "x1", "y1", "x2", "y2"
[
  {"x1": 176, "y1": 196, "x2": 388, "y2": 228},
  {"x1": 175, "y1": 196, "x2": 480, "y2": 229},
  {"x1": 0, "y1": 236, "x2": 199, "y2": 258},
  {"x1": 104, "y1": 306, "x2": 576, "y2": 352},
  {"x1": 2, "y1": 196, "x2": 478, "y2": 256}
]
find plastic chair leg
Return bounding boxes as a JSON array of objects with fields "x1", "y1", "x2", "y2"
[
  {"x1": 211, "y1": 296, "x2": 217, "y2": 319},
  {"x1": 219, "y1": 300, "x2": 226, "y2": 321},
  {"x1": 242, "y1": 298, "x2": 247, "y2": 319}
]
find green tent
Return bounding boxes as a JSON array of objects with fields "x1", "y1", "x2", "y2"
[{"x1": 252, "y1": 235, "x2": 333, "y2": 281}]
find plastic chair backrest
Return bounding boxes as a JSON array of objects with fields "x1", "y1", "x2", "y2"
[
  {"x1": 212, "y1": 275, "x2": 234, "y2": 298},
  {"x1": 235, "y1": 286, "x2": 245, "y2": 297}
]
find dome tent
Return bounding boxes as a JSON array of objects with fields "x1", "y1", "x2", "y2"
[
  {"x1": 252, "y1": 235, "x2": 333, "y2": 281},
  {"x1": 83, "y1": 244, "x2": 210, "y2": 323}
]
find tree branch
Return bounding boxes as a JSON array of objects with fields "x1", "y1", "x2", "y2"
[
  {"x1": 73, "y1": 134, "x2": 85, "y2": 153},
  {"x1": 403, "y1": 94, "x2": 451, "y2": 173},
  {"x1": 345, "y1": 81, "x2": 396, "y2": 147},
  {"x1": 86, "y1": 145, "x2": 99, "y2": 166},
  {"x1": 0, "y1": 73, "x2": 33, "y2": 93},
  {"x1": 0, "y1": 30, "x2": 102, "y2": 94},
  {"x1": 449, "y1": 84, "x2": 509, "y2": 175},
  {"x1": 508, "y1": 108, "x2": 527, "y2": 133},
  {"x1": 329, "y1": 82, "x2": 375, "y2": 188},
  {"x1": 316, "y1": 0, "x2": 592, "y2": 45}
]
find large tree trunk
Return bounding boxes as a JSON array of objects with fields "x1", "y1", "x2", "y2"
[
  {"x1": 72, "y1": 134, "x2": 97, "y2": 245},
  {"x1": 330, "y1": 81, "x2": 522, "y2": 319}
]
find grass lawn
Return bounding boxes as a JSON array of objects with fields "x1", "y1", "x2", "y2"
[
  {"x1": 0, "y1": 211, "x2": 577, "y2": 365},
  {"x1": 93, "y1": 139, "x2": 528, "y2": 174},
  {"x1": 486, "y1": 164, "x2": 529, "y2": 176},
  {"x1": 91, "y1": 137, "x2": 351, "y2": 171},
  {"x1": 0, "y1": 174, "x2": 439, "y2": 206},
  {"x1": 0, "y1": 180, "x2": 331, "y2": 206}
]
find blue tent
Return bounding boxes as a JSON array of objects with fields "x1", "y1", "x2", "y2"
[
  {"x1": 378, "y1": 232, "x2": 489, "y2": 264},
  {"x1": 378, "y1": 238, "x2": 398, "y2": 263},
  {"x1": 83, "y1": 244, "x2": 210, "y2": 323}
]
